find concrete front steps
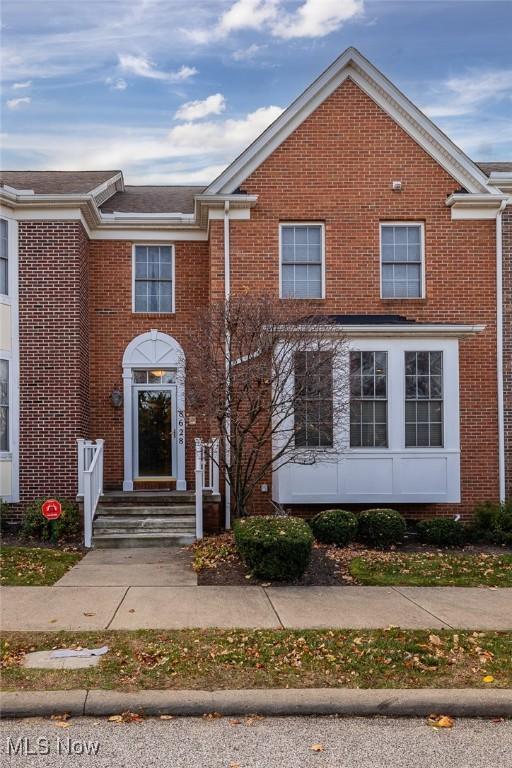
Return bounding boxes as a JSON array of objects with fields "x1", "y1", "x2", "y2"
[{"x1": 92, "y1": 491, "x2": 197, "y2": 548}]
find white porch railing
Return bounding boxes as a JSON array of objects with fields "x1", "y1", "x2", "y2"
[
  {"x1": 77, "y1": 439, "x2": 104, "y2": 548},
  {"x1": 194, "y1": 437, "x2": 220, "y2": 539}
]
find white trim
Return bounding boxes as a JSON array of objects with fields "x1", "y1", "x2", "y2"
[
  {"x1": 131, "y1": 243, "x2": 176, "y2": 315},
  {"x1": 284, "y1": 323, "x2": 485, "y2": 338},
  {"x1": 279, "y1": 222, "x2": 326, "y2": 300},
  {"x1": 379, "y1": 221, "x2": 426, "y2": 300},
  {"x1": 447, "y1": 193, "x2": 508, "y2": 220},
  {"x1": 122, "y1": 330, "x2": 186, "y2": 491},
  {"x1": 496, "y1": 200, "x2": 507, "y2": 501},
  {"x1": 0, "y1": 215, "x2": 19, "y2": 502},
  {"x1": 206, "y1": 48, "x2": 496, "y2": 196}
]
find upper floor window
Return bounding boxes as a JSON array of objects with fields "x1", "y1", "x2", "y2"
[
  {"x1": 133, "y1": 245, "x2": 173, "y2": 313},
  {"x1": 405, "y1": 351, "x2": 443, "y2": 447},
  {"x1": 294, "y1": 350, "x2": 333, "y2": 447},
  {"x1": 0, "y1": 359, "x2": 8, "y2": 451},
  {"x1": 280, "y1": 224, "x2": 324, "y2": 299},
  {"x1": 381, "y1": 223, "x2": 423, "y2": 299},
  {"x1": 0, "y1": 219, "x2": 8, "y2": 296},
  {"x1": 350, "y1": 351, "x2": 388, "y2": 447}
]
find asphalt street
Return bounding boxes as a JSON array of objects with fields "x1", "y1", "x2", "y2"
[{"x1": 1, "y1": 716, "x2": 511, "y2": 768}]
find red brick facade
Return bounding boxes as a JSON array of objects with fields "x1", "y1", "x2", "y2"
[
  {"x1": 14, "y1": 220, "x2": 89, "y2": 515},
  {"x1": 7, "y1": 78, "x2": 503, "y2": 522}
]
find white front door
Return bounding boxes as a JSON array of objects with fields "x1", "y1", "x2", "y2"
[{"x1": 132, "y1": 384, "x2": 177, "y2": 479}]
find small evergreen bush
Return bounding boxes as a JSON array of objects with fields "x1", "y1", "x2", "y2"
[
  {"x1": 20, "y1": 498, "x2": 80, "y2": 542},
  {"x1": 471, "y1": 501, "x2": 512, "y2": 546},
  {"x1": 417, "y1": 517, "x2": 466, "y2": 547},
  {"x1": 357, "y1": 508, "x2": 406, "y2": 548},
  {"x1": 234, "y1": 516, "x2": 313, "y2": 580},
  {"x1": 310, "y1": 509, "x2": 357, "y2": 546}
]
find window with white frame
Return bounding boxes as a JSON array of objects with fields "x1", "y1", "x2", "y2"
[
  {"x1": 0, "y1": 360, "x2": 8, "y2": 451},
  {"x1": 381, "y1": 223, "x2": 423, "y2": 298},
  {"x1": 0, "y1": 219, "x2": 8, "y2": 296},
  {"x1": 405, "y1": 351, "x2": 443, "y2": 447},
  {"x1": 350, "y1": 351, "x2": 388, "y2": 447},
  {"x1": 294, "y1": 351, "x2": 333, "y2": 447},
  {"x1": 281, "y1": 224, "x2": 323, "y2": 298},
  {"x1": 134, "y1": 245, "x2": 173, "y2": 312}
]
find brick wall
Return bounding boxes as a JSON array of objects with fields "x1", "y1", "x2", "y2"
[
  {"x1": 88, "y1": 239, "x2": 210, "y2": 489},
  {"x1": 12, "y1": 220, "x2": 90, "y2": 517},
  {"x1": 503, "y1": 207, "x2": 512, "y2": 500},
  {"x1": 226, "y1": 79, "x2": 498, "y2": 519}
]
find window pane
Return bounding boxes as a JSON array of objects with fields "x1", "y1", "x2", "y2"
[
  {"x1": 281, "y1": 225, "x2": 323, "y2": 298},
  {"x1": 405, "y1": 351, "x2": 443, "y2": 447},
  {"x1": 0, "y1": 406, "x2": 8, "y2": 451},
  {"x1": 0, "y1": 360, "x2": 8, "y2": 451},
  {"x1": 134, "y1": 247, "x2": 173, "y2": 312},
  {"x1": 350, "y1": 351, "x2": 388, "y2": 448},
  {"x1": 381, "y1": 225, "x2": 423, "y2": 298},
  {"x1": 294, "y1": 351, "x2": 333, "y2": 448}
]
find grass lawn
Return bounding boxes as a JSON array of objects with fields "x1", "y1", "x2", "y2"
[
  {"x1": 349, "y1": 552, "x2": 512, "y2": 587},
  {"x1": 1, "y1": 629, "x2": 510, "y2": 692},
  {"x1": 0, "y1": 546, "x2": 82, "y2": 586}
]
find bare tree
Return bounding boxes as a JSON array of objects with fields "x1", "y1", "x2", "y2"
[{"x1": 185, "y1": 295, "x2": 349, "y2": 518}]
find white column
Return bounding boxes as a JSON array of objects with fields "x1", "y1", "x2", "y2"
[{"x1": 122, "y1": 368, "x2": 134, "y2": 491}]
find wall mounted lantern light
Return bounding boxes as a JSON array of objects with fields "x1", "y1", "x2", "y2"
[{"x1": 110, "y1": 387, "x2": 123, "y2": 408}]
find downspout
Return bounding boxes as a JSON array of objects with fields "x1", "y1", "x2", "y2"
[
  {"x1": 224, "y1": 200, "x2": 232, "y2": 528},
  {"x1": 496, "y1": 199, "x2": 507, "y2": 502}
]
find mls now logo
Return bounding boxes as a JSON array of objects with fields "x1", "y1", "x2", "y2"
[{"x1": 6, "y1": 737, "x2": 100, "y2": 756}]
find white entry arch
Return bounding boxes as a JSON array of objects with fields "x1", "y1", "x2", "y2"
[{"x1": 122, "y1": 329, "x2": 186, "y2": 491}]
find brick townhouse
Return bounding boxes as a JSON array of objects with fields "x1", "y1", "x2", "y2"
[{"x1": 0, "y1": 48, "x2": 510, "y2": 545}]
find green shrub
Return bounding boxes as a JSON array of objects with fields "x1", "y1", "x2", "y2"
[
  {"x1": 310, "y1": 509, "x2": 357, "y2": 546},
  {"x1": 471, "y1": 501, "x2": 512, "y2": 546},
  {"x1": 417, "y1": 517, "x2": 466, "y2": 547},
  {"x1": 20, "y1": 498, "x2": 80, "y2": 542},
  {"x1": 234, "y1": 516, "x2": 313, "y2": 581},
  {"x1": 357, "y1": 508, "x2": 406, "y2": 548}
]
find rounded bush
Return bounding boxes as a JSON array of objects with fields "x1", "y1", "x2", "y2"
[
  {"x1": 417, "y1": 518, "x2": 465, "y2": 547},
  {"x1": 20, "y1": 498, "x2": 79, "y2": 542},
  {"x1": 472, "y1": 501, "x2": 512, "y2": 546},
  {"x1": 357, "y1": 508, "x2": 406, "y2": 548},
  {"x1": 310, "y1": 509, "x2": 357, "y2": 546},
  {"x1": 234, "y1": 516, "x2": 313, "y2": 581}
]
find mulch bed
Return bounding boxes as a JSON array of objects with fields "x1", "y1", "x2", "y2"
[{"x1": 198, "y1": 542, "x2": 353, "y2": 586}]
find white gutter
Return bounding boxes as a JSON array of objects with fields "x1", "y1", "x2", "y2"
[
  {"x1": 224, "y1": 200, "x2": 231, "y2": 529},
  {"x1": 496, "y1": 199, "x2": 507, "y2": 502}
]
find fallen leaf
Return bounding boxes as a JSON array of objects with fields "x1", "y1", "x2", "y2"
[
  {"x1": 427, "y1": 715, "x2": 454, "y2": 728},
  {"x1": 108, "y1": 711, "x2": 143, "y2": 724},
  {"x1": 203, "y1": 712, "x2": 223, "y2": 720},
  {"x1": 482, "y1": 675, "x2": 495, "y2": 683},
  {"x1": 128, "y1": 609, "x2": 136, "y2": 613},
  {"x1": 51, "y1": 713, "x2": 70, "y2": 721},
  {"x1": 159, "y1": 715, "x2": 174, "y2": 720},
  {"x1": 429, "y1": 634, "x2": 442, "y2": 646},
  {"x1": 230, "y1": 719, "x2": 242, "y2": 726},
  {"x1": 108, "y1": 715, "x2": 123, "y2": 722},
  {"x1": 54, "y1": 721, "x2": 71, "y2": 729},
  {"x1": 83, "y1": 612, "x2": 96, "y2": 617},
  {"x1": 310, "y1": 743, "x2": 324, "y2": 752},
  {"x1": 229, "y1": 762, "x2": 241, "y2": 768}
]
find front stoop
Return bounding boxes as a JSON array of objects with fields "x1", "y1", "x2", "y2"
[{"x1": 92, "y1": 491, "x2": 222, "y2": 548}]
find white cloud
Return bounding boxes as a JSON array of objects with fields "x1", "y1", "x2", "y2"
[
  {"x1": 220, "y1": 0, "x2": 278, "y2": 34},
  {"x1": 12, "y1": 80, "x2": 32, "y2": 89},
  {"x1": 190, "y1": 0, "x2": 363, "y2": 42},
  {"x1": 118, "y1": 54, "x2": 197, "y2": 83},
  {"x1": 105, "y1": 77, "x2": 128, "y2": 91},
  {"x1": 1, "y1": 104, "x2": 283, "y2": 184},
  {"x1": 6, "y1": 96, "x2": 31, "y2": 109},
  {"x1": 273, "y1": 0, "x2": 364, "y2": 38},
  {"x1": 232, "y1": 43, "x2": 266, "y2": 61},
  {"x1": 175, "y1": 93, "x2": 226, "y2": 121},
  {"x1": 422, "y1": 68, "x2": 512, "y2": 118}
]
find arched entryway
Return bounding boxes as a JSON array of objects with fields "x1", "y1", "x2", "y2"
[{"x1": 122, "y1": 330, "x2": 186, "y2": 491}]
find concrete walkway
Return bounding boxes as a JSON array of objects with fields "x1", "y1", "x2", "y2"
[{"x1": 1, "y1": 580, "x2": 511, "y2": 631}]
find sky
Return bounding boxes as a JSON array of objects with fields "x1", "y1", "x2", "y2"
[{"x1": 1, "y1": 0, "x2": 511, "y2": 185}]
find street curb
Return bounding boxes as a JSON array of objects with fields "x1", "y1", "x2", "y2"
[{"x1": 2, "y1": 689, "x2": 512, "y2": 719}]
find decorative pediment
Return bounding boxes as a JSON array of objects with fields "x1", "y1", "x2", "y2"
[{"x1": 122, "y1": 329, "x2": 184, "y2": 369}]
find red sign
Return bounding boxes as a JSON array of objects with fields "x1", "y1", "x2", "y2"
[{"x1": 42, "y1": 499, "x2": 62, "y2": 521}]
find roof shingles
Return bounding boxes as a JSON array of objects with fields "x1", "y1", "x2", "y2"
[
  {"x1": 0, "y1": 170, "x2": 120, "y2": 194},
  {"x1": 99, "y1": 185, "x2": 205, "y2": 214}
]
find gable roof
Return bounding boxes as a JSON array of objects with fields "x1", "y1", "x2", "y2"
[
  {"x1": 100, "y1": 185, "x2": 205, "y2": 214},
  {"x1": 477, "y1": 162, "x2": 512, "y2": 175},
  {"x1": 206, "y1": 47, "x2": 496, "y2": 196},
  {"x1": 0, "y1": 170, "x2": 121, "y2": 195}
]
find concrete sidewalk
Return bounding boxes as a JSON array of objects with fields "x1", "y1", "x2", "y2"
[{"x1": 1, "y1": 584, "x2": 511, "y2": 631}]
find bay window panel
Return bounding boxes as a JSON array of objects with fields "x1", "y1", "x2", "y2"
[
  {"x1": 294, "y1": 351, "x2": 333, "y2": 448},
  {"x1": 0, "y1": 218, "x2": 8, "y2": 295},
  {"x1": 350, "y1": 351, "x2": 388, "y2": 448},
  {"x1": 405, "y1": 351, "x2": 443, "y2": 447},
  {"x1": 0, "y1": 359, "x2": 8, "y2": 451}
]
